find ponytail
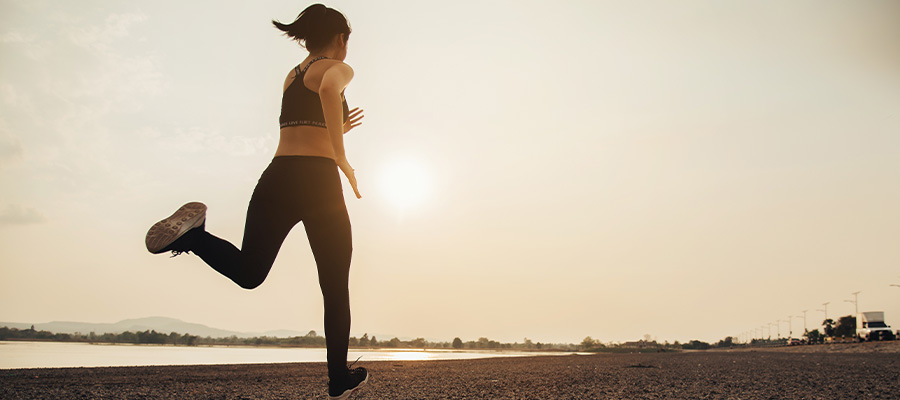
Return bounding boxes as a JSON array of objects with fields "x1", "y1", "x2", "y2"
[{"x1": 272, "y1": 4, "x2": 351, "y2": 52}]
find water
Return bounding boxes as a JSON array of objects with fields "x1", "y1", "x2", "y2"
[{"x1": 0, "y1": 341, "x2": 572, "y2": 369}]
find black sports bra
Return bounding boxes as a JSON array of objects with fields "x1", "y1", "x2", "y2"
[{"x1": 279, "y1": 57, "x2": 350, "y2": 129}]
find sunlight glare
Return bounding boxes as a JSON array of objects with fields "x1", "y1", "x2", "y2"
[{"x1": 377, "y1": 158, "x2": 431, "y2": 211}]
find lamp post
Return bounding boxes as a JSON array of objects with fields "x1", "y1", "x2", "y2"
[
  {"x1": 845, "y1": 291, "x2": 860, "y2": 317},
  {"x1": 801, "y1": 310, "x2": 808, "y2": 332},
  {"x1": 844, "y1": 291, "x2": 861, "y2": 339},
  {"x1": 787, "y1": 315, "x2": 793, "y2": 338}
]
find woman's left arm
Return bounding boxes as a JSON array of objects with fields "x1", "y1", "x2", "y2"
[{"x1": 320, "y1": 63, "x2": 361, "y2": 198}]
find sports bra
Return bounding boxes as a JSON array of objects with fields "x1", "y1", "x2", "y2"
[{"x1": 279, "y1": 57, "x2": 350, "y2": 129}]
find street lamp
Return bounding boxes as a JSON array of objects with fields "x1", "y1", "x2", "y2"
[
  {"x1": 822, "y1": 302, "x2": 829, "y2": 320},
  {"x1": 845, "y1": 291, "x2": 860, "y2": 317},
  {"x1": 787, "y1": 315, "x2": 794, "y2": 338},
  {"x1": 801, "y1": 310, "x2": 808, "y2": 332}
]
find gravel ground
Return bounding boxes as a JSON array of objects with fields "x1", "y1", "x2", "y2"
[
  {"x1": 2, "y1": 350, "x2": 899, "y2": 399},
  {"x1": 761, "y1": 340, "x2": 900, "y2": 354}
]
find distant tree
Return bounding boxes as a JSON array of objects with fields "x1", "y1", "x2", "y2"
[
  {"x1": 306, "y1": 330, "x2": 318, "y2": 337},
  {"x1": 834, "y1": 315, "x2": 856, "y2": 338},
  {"x1": 120, "y1": 331, "x2": 137, "y2": 343},
  {"x1": 359, "y1": 333, "x2": 369, "y2": 347},
  {"x1": 716, "y1": 336, "x2": 734, "y2": 348},
  {"x1": 370, "y1": 336, "x2": 378, "y2": 347},
  {"x1": 682, "y1": 340, "x2": 710, "y2": 350},
  {"x1": 803, "y1": 329, "x2": 822, "y2": 344},
  {"x1": 822, "y1": 319, "x2": 836, "y2": 337},
  {"x1": 581, "y1": 336, "x2": 598, "y2": 350},
  {"x1": 409, "y1": 338, "x2": 426, "y2": 348},
  {"x1": 136, "y1": 330, "x2": 166, "y2": 344},
  {"x1": 388, "y1": 337, "x2": 401, "y2": 348},
  {"x1": 452, "y1": 337, "x2": 463, "y2": 349}
]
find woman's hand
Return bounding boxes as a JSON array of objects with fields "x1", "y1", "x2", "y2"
[
  {"x1": 336, "y1": 157, "x2": 361, "y2": 199},
  {"x1": 343, "y1": 107, "x2": 364, "y2": 134}
]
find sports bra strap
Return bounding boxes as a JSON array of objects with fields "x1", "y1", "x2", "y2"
[{"x1": 300, "y1": 56, "x2": 330, "y2": 73}]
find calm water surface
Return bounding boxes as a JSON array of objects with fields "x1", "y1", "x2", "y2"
[{"x1": 0, "y1": 341, "x2": 573, "y2": 369}]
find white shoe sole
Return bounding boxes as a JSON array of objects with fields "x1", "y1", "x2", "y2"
[
  {"x1": 328, "y1": 373, "x2": 369, "y2": 400},
  {"x1": 145, "y1": 202, "x2": 207, "y2": 254}
]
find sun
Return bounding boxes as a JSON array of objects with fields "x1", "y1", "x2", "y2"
[{"x1": 376, "y1": 158, "x2": 431, "y2": 211}]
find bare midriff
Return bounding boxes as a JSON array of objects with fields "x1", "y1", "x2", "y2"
[{"x1": 274, "y1": 125, "x2": 336, "y2": 159}]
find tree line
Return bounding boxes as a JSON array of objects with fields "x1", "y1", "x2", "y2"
[
  {"x1": 0, "y1": 326, "x2": 577, "y2": 350},
  {"x1": 578, "y1": 335, "x2": 729, "y2": 352}
]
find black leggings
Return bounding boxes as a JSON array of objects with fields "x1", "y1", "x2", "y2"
[{"x1": 191, "y1": 155, "x2": 352, "y2": 381}]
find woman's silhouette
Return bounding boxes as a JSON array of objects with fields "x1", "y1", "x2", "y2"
[{"x1": 144, "y1": 4, "x2": 368, "y2": 399}]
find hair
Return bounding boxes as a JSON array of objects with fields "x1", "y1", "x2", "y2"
[{"x1": 272, "y1": 4, "x2": 351, "y2": 52}]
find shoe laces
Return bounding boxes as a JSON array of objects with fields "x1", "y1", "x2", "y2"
[
  {"x1": 348, "y1": 355, "x2": 362, "y2": 369},
  {"x1": 169, "y1": 250, "x2": 191, "y2": 258}
]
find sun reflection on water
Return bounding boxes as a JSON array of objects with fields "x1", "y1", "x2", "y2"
[{"x1": 385, "y1": 350, "x2": 434, "y2": 361}]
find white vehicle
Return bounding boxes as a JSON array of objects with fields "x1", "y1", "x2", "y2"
[{"x1": 857, "y1": 311, "x2": 896, "y2": 342}]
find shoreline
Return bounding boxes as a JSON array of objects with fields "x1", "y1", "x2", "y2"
[
  {"x1": 3, "y1": 352, "x2": 899, "y2": 399},
  {"x1": 0, "y1": 341, "x2": 585, "y2": 370}
]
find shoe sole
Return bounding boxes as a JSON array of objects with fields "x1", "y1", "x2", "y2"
[
  {"x1": 328, "y1": 373, "x2": 369, "y2": 400},
  {"x1": 145, "y1": 202, "x2": 207, "y2": 254}
]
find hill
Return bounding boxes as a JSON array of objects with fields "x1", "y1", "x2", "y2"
[{"x1": 0, "y1": 317, "x2": 307, "y2": 338}]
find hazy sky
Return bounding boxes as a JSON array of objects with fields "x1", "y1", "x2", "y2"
[{"x1": 1, "y1": 0, "x2": 898, "y2": 344}]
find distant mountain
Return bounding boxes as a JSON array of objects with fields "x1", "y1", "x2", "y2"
[{"x1": 0, "y1": 317, "x2": 308, "y2": 339}]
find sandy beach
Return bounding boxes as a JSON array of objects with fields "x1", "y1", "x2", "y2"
[{"x1": 3, "y1": 343, "x2": 900, "y2": 399}]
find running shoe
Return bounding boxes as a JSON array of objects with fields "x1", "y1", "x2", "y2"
[
  {"x1": 145, "y1": 202, "x2": 207, "y2": 255},
  {"x1": 328, "y1": 367, "x2": 369, "y2": 400}
]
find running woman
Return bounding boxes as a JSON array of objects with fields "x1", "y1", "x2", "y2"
[{"x1": 144, "y1": 4, "x2": 368, "y2": 399}]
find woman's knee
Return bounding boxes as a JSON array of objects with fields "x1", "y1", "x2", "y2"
[
  {"x1": 235, "y1": 270, "x2": 269, "y2": 290},
  {"x1": 238, "y1": 279, "x2": 264, "y2": 290}
]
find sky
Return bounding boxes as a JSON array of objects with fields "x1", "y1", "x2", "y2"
[{"x1": 1, "y1": 0, "x2": 899, "y2": 345}]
